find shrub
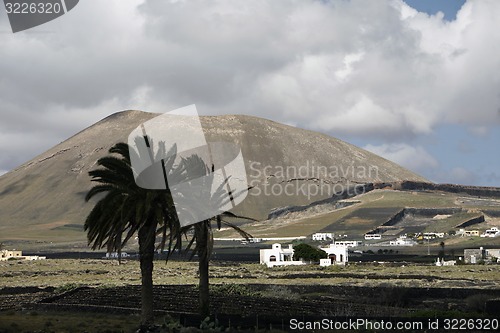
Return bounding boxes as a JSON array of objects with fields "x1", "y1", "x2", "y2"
[
  {"x1": 55, "y1": 283, "x2": 81, "y2": 293},
  {"x1": 264, "y1": 285, "x2": 299, "y2": 300},
  {"x1": 293, "y1": 243, "x2": 327, "y2": 262}
]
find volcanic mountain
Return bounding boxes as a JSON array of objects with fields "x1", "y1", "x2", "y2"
[{"x1": 0, "y1": 110, "x2": 426, "y2": 249}]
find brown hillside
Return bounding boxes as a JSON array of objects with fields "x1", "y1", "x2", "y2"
[{"x1": 0, "y1": 110, "x2": 426, "y2": 247}]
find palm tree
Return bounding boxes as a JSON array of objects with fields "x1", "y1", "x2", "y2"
[
  {"x1": 189, "y1": 215, "x2": 253, "y2": 318},
  {"x1": 84, "y1": 142, "x2": 182, "y2": 328},
  {"x1": 439, "y1": 241, "x2": 445, "y2": 260},
  {"x1": 177, "y1": 155, "x2": 254, "y2": 318}
]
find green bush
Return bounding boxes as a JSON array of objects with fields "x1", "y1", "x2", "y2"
[
  {"x1": 55, "y1": 283, "x2": 82, "y2": 293},
  {"x1": 293, "y1": 243, "x2": 327, "y2": 262}
]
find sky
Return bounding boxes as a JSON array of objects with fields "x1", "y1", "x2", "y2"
[{"x1": 0, "y1": 0, "x2": 498, "y2": 186}]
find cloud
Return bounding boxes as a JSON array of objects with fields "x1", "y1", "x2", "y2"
[
  {"x1": 363, "y1": 143, "x2": 439, "y2": 174},
  {"x1": 439, "y1": 167, "x2": 478, "y2": 185},
  {"x1": 0, "y1": 0, "x2": 499, "y2": 183}
]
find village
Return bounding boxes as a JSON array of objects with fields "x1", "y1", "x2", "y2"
[
  {"x1": 3, "y1": 227, "x2": 499, "y2": 269},
  {"x1": 258, "y1": 240, "x2": 500, "y2": 268},
  {"x1": 0, "y1": 249, "x2": 45, "y2": 261}
]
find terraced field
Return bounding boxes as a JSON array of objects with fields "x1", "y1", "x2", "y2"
[{"x1": 216, "y1": 190, "x2": 500, "y2": 246}]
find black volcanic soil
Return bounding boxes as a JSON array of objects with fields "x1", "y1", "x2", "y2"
[{"x1": 2, "y1": 284, "x2": 499, "y2": 329}]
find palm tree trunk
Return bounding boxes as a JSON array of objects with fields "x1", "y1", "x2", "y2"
[
  {"x1": 198, "y1": 224, "x2": 210, "y2": 318},
  {"x1": 138, "y1": 220, "x2": 157, "y2": 327},
  {"x1": 199, "y1": 250, "x2": 210, "y2": 318}
]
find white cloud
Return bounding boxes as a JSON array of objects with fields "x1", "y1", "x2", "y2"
[
  {"x1": 363, "y1": 143, "x2": 439, "y2": 174},
  {"x1": 439, "y1": 167, "x2": 478, "y2": 185},
  {"x1": 0, "y1": 0, "x2": 499, "y2": 182}
]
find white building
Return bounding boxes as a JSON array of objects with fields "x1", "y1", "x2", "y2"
[
  {"x1": 364, "y1": 233, "x2": 381, "y2": 240},
  {"x1": 312, "y1": 233, "x2": 334, "y2": 241},
  {"x1": 259, "y1": 243, "x2": 305, "y2": 268},
  {"x1": 105, "y1": 252, "x2": 129, "y2": 258},
  {"x1": 435, "y1": 258, "x2": 456, "y2": 266},
  {"x1": 486, "y1": 249, "x2": 500, "y2": 261},
  {"x1": 0, "y1": 250, "x2": 46, "y2": 261},
  {"x1": 319, "y1": 244, "x2": 348, "y2": 265},
  {"x1": 423, "y1": 232, "x2": 445, "y2": 239},
  {"x1": 463, "y1": 230, "x2": 480, "y2": 237},
  {"x1": 389, "y1": 236, "x2": 417, "y2": 246},
  {"x1": 481, "y1": 227, "x2": 500, "y2": 238},
  {"x1": 334, "y1": 240, "x2": 362, "y2": 248}
]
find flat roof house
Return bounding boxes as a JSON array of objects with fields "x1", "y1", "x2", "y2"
[
  {"x1": 464, "y1": 247, "x2": 486, "y2": 264},
  {"x1": 319, "y1": 244, "x2": 348, "y2": 266},
  {"x1": 259, "y1": 243, "x2": 305, "y2": 268}
]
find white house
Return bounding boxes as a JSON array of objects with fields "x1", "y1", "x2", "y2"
[
  {"x1": 463, "y1": 247, "x2": 500, "y2": 263},
  {"x1": 334, "y1": 240, "x2": 362, "y2": 248},
  {"x1": 423, "y1": 232, "x2": 445, "y2": 239},
  {"x1": 464, "y1": 247, "x2": 486, "y2": 264},
  {"x1": 0, "y1": 250, "x2": 45, "y2": 261},
  {"x1": 481, "y1": 227, "x2": 500, "y2": 238},
  {"x1": 435, "y1": 258, "x2": 456, "y2": 266},
  {"x1": 486, "y1": 249, "x2": 500, "y2": 261},
  {"x1": 105, "y1": 252, "x2": 129, "y2": 258},
  {"x1": 259, "y1": 243, "x2": 305, "y2": 268},
  {"x1": 0, "y1": 250, "x2": 22, "y2": 260},
  {"x1": 389, "y1": 236, "x2": 417, "y2": 246},
  {"x1": 364, "y1": 233, "x2": 381, "y2": 240},
  {"x1": 463, "y1": 230, "x2": 480, "y2": 237},
  {"x1": 312, "y1": 233, "x2": 334, "y2": 241},
  {"x1": 319, "y1": 244, "x2": 348, "y2": 265}
]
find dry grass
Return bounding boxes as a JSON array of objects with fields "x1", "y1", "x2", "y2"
[{"x1": 1, "y1": 259, "x2": 499, "y2": 290}]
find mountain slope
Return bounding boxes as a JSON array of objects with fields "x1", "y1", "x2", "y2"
[{"x1": 0, "y1": 110, "x2": 426, "y2": 248}]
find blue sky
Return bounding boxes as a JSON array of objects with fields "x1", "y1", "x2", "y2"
[
  {"x1": 0, "y1": 0, "x2": 499, "y2": 186},
  {"x1": 404, "y1": 0, "x2": 466, "y2": 21}
]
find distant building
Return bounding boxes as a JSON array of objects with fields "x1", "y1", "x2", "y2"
[
  {"x1": 423, "y1": 232, "x2": 445, "y2": 239},
  {"x1": 334, "y1": 240, "x2": 362, "y2": 248},
  {"x1": 259, "y1": 243, "x2": 305, "y2": 268},
  {"x1": 464, "y1": 247, "x2": 500, "y2": 264},
  {"x1": 435, "y1": 258, "x2": 456, "y2": 266},
  {"x1": 0, "y1": 250, "x2": 46, "y2": 261},
  {"x1": 319, "y1": 244, "x2": 348, "y2": 266},
  {"x1": 312, "y1": 233, "x2": 334, "y2": 241},
  {"x1": 464, "y1": 247, "x2": 486, "y2": 264},
  {"x1": 486, "y1": 249, "x2": 500, "y2": 262},
  {"x1": 105, "y1": 252, "x2": 129, "y2": 258},
  {"x1": 389, "y1": 236, "x2": 417, "y2": 246},
  {"x1": 0, "y1": 250, "x2": 22, "y2": 260},
  {"x1": 481, "y1": 227, "x2": 500, "y2": 238},
  {"x1": 364, "y1": 233, "x2": 381, "y2": 240},
  {"x1": 463, "y1": 230, "x2": 480, "y2": 237}
]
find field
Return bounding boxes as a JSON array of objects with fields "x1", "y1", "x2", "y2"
[
  {"x1": 1, "y1": 259, "x2": 500, "y2": 332},
  {"x1": 214, "y1": 190, "x2": 500, "y2": 241}
]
